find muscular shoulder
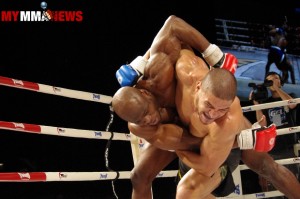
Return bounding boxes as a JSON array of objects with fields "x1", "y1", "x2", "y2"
[{"x1": 175, "y1": 49, "x2": 209, "y2": 85}]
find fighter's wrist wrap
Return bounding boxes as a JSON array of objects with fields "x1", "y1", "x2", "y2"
[
  {"x1": 130, "y1": 56, "x2": 147, "y2": 75},
  {"x1": 202, "y1": 44, "x2": 224, "y2": 67},
  {"x1": 238, "y1": 122, "x2": 262, "y2": 150},
  {"x1": 237, "y1": 128, "x2": 255, "y2": 150}
]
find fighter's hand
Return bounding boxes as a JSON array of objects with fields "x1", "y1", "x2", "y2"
[
  {"x1": 116, "y1": 56, "x2": 147, "y2": 87},
  {"x1": 237, "y1": 124, "x2": 277, "y2": 152},
  {"x1": 202, "y1": 44, "x2": 238, "y2": 74}
]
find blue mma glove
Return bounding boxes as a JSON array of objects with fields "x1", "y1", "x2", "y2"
[{"x1": 116, "y1": 56, "x2": 147, "y2": 87}]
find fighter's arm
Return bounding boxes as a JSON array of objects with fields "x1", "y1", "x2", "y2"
[
  {"x1": 176, "y1": 120, "x2": 277, "y2": 177},
  {"x1": 176, "y1": 127, "x2": 236, "y2": 177},
  {"x1": 176, "y1": 98, "x2": 244, "y2": 176},
  {"x1": 128, "y1": 122, "x2": 201, "y2": 151},
  {"x1": 150, "y1": 15, "x2": 238, "y2": 72},
  {"x1": 116, "y1": 15, "x2": 183, "y2": 88},
  {"x1": 135, "y1": 53, "x2": 176, "y2": 92},
  {"x1": 116, "y1": 15, "x2": 238, "y2": 87},
  {"x1": 155, "y1": 15, "x2": 238, "y2": 73},
  {"x1": 135, "y1": 16, "x2": 190, "y2": 91},
  {"x1": 149, "y1": 15, "x2": 209, "y2": 56},
  {"x1": 176, "y1": 97, "x2": 277, "y2": 176}
]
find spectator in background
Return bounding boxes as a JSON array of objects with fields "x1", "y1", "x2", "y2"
[
  {"x1": 249, "y1": 71, "x2": 299, "y2": 198},
  {"x1": 265, "y1": 24, "x2": 296, "y2": 84}
]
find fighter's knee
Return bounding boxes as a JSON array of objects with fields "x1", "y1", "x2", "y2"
[
  {"x1": 176, "y1": 178, "x2": 208, "y2": 199},
  {"x1": 177, "y1": 177, "x2": 197, "y2": 192},
  {"x1": 130, "y1": 168, "x2": 143, "y2": 186},
  {"x1": 130, "y1": 168, "x2": 153, "y2": 188}
]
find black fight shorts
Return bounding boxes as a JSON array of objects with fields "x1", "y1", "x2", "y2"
[{"x1": 177, "y1": 148, "x2": 241, "y2": 197}]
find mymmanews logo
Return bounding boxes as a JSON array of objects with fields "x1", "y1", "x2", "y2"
[{"x1": 1, "y1": 1, "x2": 83, "y2": 22}]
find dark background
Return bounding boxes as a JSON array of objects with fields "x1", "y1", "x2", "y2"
[{"x1": 0, "y1": 0, "x2": 299, "y2": 198}]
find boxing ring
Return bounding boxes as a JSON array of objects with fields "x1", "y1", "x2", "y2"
[{"x1": 0, "y1": 75, "x2": 299, "y2": 199}]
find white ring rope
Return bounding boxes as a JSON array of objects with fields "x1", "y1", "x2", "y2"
[
  {"x1": 1, "y1": 75, "x2": 299, "y2": 110},
  {"x1": 0, "y1": 158, "x2": 298, "y2": 182},
  {"x1": 0, "y1": 76, "x2": 112, "y2": 104},
  {"x1": 0, "y1": 170, "x2": 178, "y2": 182},
  {"x1": 242, "y1": 191, "x2": 284, "y2": 199},
  {"x1": 0, "y1": 158, "x2": 298, "y2": 183},
  {"x1": 242, "y1": 98, "x2": 300, "y2": 112},
  {"x1": 0, "y1": 121, "x2": 131, "y2": 141},
  {"x1": 0, "y1": 120, "x2": 298, "y2": 138},
  {"x1": 1, "y1": 75, "x2": 300, "y2": 199}
]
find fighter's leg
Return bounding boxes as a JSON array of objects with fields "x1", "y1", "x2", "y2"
[
  {"x1": 131, "y1": 143, "x2": 177, "y2": 199},
  {"x1": 241, "y1": 149, "x2": 300, "y2": 199},
  {"x1": 176, "y1": 168, "x2": 221, "y2": 199}
]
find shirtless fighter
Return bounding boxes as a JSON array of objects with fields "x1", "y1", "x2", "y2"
[{"x1": 114, "y1": 15, "x2": 299, "y2": 199}]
